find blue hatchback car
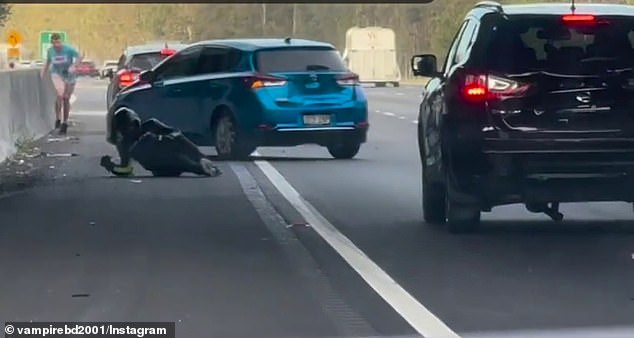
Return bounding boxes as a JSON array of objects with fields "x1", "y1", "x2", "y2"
[{"x1": 106, "y1": 38, "x2": 369, "y2": 159}]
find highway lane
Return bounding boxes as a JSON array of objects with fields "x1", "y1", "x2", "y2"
[
  {"x1": 2, "y1": 78, "x2": 634, "y2": 337},
  {"x1": 255, "y1": 85, "x2": 634, "y2": 335}
]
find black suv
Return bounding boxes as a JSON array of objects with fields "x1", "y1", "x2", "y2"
[
  {"x1": 106, "y1": 43, "x2": 187, "y2": 109},
  {"x1": 412, "y1": 2, "x2": 634, "y2": 232}
]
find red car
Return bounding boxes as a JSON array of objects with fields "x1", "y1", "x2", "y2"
[{"x1": 75, "y1": 60, "x2": 99, "y2": 77}]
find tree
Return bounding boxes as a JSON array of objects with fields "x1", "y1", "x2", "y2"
[{"x1": 0, "y1": 4, "x2": 11, "y2": 28}]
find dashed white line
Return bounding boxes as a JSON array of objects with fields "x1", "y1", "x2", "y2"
[
  {"x1": 412, "y1": 120, "x2": 419, "y2": 124},
  {"x1": 252, "y1": 152, "x2": 460, "y2": 338},
  {"x1": 399, "y1": 116, "x2": 406, "y2": 120},
  {"x1": 383, "y1": 112, "x2": 396, "y2": 117},
  {"x1": 375, "y1": 110, "x2": 381, "y2": 113}
]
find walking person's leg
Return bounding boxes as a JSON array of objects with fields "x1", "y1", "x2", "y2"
[
  {"x1": 59, "y1": 80, "x2": 76, "y2": 134},
  {"x1": 51, "y1": 74, "x2": 65, "y2": 129}
]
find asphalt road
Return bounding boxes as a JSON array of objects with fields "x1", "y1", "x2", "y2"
[{"x1": 1, "y1": 77, "x2": 634, "y2": 338}]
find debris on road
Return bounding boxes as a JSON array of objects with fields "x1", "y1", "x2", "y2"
[
  {"x1": 45, "y1": 152, "x2": 78, "y2": 158},
  {"x1": 286, "y1": 222, "x2": 311, "y2": 229},
  {"x1": 47, "y1": 136, "x2": 79, "y2": 143}
]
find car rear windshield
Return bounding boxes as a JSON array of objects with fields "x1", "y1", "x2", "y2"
[
  {"x1": 128, "y1": 52, "x2": 169, "y2": 71},
  {"x1": 255, "y1": 48, "x2": 347, "y2": 73},
  {"x1": 486, "y1": 15, "x2": 634, "y2": 74}
]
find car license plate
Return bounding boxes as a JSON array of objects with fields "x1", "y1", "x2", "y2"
[{"x1": 304, "y1": 114, "x2": 330, "y2": 125}]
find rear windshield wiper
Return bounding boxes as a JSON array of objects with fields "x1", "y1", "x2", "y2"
[{"x1": 306, "y1": 64, "x2": 331, "y2": 71}]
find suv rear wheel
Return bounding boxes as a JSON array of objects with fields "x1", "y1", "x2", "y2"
[
  {"x1": 214, "y1": 114, "x2": 255, "y2": 160},
  {"x1": 444, "y1": 179, "x2": 481, "y2": 233},
  {"x1": 422, "y1": 169, "x2": 446, "y2": 224}
]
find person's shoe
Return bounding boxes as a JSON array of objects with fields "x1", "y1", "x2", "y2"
[
  {"x1": 55, "y1": 119, "x2": 61, "y2": 129},
  {"x1": 59, "y1": 123, "x2": 68, "y2": 135},
  {"x1": 200, "y1": 158, "x2": 221, "y2": 177}
]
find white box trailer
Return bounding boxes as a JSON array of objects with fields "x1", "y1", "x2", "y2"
[{"x1": 342, "y1": 26, "x2": 401, "y2": 87}]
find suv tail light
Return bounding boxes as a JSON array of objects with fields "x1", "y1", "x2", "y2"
[
  {"x1": 336, "y1": 73, "x2": 360, "y2": 86},
  {"x1": 462, "y1": 74, "x2": 530, "y2": 102},
  {"x1": 118, "y1": 69, "x2": 139, "y2": 88},
  {"x1": 244, "y1": 74, "x2": 287, "y2": 89}
]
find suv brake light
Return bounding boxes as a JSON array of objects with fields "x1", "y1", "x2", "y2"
[
  {"x1": 562, "y1": 14, "x2": 595, "y2": 23},
  {"x1": 118, "y1": 69, "x2": 139, "y2": 88},
  {"x1": 462, "y1": 74, "x2": 530, "y2": 102},
  {"x1": 336, "y1": 73, "x2": 360, "y2": 86},
  {"x1": 160, "y1": 48, "x2": 176, "y2": 56},
  {"x1": 244, "y1": 74, "x2": 287, "y2": 89}
]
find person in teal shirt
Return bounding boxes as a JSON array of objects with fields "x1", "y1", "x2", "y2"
[{"x1": 41, "y1": 33, "x2": 82, "y2": 135}]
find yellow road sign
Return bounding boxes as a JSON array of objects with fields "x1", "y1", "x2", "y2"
[
  {"x1": 6, "y1": 30, "x2": 23, "y2": 47},
  {"x1": 7, "y1": 47, "x2": 20, "y2": 59}
]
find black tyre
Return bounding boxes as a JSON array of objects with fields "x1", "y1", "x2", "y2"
[
  {"x1": 422, "y1": 171, "x2": 446, "y2": 224},
  {"x1": 392, "y1": 82, "x2": 400, "y2": 88},
  {"x1": 445, "y1": 182, "x2": 481, "y2": 233},
  {"x1": 375, "y1": 82, "x2": 387, "y2": 88},
  {"x1": 327, "y1": 141, "x2": 361, "y2": 159},
  {"x1": 214, "y1": 114, "x2": 255, "y2": 160},
  {"x1": 152, "y1": 170, "x2": 182, "y2": 177}
]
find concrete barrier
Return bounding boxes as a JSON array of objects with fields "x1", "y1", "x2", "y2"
[{"x1": 0, "y1": 69, "x2": 56, "y2": 162}]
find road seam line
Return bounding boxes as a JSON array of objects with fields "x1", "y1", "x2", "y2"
[
  {"x1": 230, "y1": 162, "x2": 379, "y2": 337},
  {"x1": 251, "y1": 151, "x2": 460, "y2": 338}
]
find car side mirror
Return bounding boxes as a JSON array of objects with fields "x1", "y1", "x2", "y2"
[
  {"x1": 138, "y1": 70, "x2": 155, "y2": 83},
  {"x1": 411, "y1": 54, "x2": 439, "y2": 77}
]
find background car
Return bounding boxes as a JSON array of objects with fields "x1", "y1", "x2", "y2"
[
  {"x1": 100, "y1": 60, "x2": 118, "y2": 79},
  {"x1": 75, "y1": 60, "x2": 99, "y2": 77},
  {"x1": 107, "y1": 38, "x2": 369, "y2": 160},
  {"x1": 106, "y1": 42, "x2": 187, "y2": 109},
  {"x1": 412, "y1": 2, "x2": 634, "y2": 232}
]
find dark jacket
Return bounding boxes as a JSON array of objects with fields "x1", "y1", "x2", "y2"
[{"x1": 101, "y1": 118, "x2": 214, "y2": 177}]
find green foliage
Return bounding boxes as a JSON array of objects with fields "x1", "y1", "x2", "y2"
[{"x1": 0, "y1": 4, "x2": 11, "y2": 28}]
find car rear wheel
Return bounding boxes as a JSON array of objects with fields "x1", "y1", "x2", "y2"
[
  {"x1": 214, "y1": 114, "x2": 255, "y2": 160},
  {"x1": 327, "y1": 141, "x2": 361, "y2": 159},
  {"x1": 422, "y1": 168, "x2": 446, "y2": 224},
  {"x1": 445, "y1": 180, "x2": 481, "y2": 233},
  {"x1": 392, "y1": 82, "x2": 400, "y2": 88}
]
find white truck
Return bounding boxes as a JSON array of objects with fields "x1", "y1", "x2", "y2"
[{"x1": 341, "y1": 26, "x2": 401, "y2": 87}]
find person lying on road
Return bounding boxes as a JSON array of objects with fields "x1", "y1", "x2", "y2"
[{"x1": 100, "y1": 109, "x2": 221, "y2": 178}]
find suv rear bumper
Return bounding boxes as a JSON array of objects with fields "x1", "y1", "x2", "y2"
[
  {"x1": 254, "y1": 125, "x2": 368, "y2": 147},
  {"x1": 453, "y1": 132, "x2": 634, "y2": 206}
]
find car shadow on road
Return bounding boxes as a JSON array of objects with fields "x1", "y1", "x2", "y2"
[
  {"x1": 472, "y1": 220, "x2": 634, "y2": 235},
  {"x1": 204, "y1": 155, "x2": 343, "y2": 162}
]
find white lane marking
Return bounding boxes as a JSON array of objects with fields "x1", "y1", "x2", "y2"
[
  {"x1": 71, "y1": 110, "x2": 107, "y2": 116},
  {"x1": 252, "y1": 151, "x2": 460, "y2": 338},
  {"x1": 383, "y1": 112, "x2": 396, "y2": 117},
  {"x1": 375, "y1": 110, "x2": 381, "y2": 113},
  {"x1": 412, "y1": 120, "x2": 419, "y2": 124},
  {"x1": 399, "y1": 116, "x2": 406, "y2": 120},
  {"x1": 396, "y1": 92, "x2": 405, "y2": 96}
]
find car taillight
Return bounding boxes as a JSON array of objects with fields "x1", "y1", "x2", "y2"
[
  {"x1": 462, "y1": 74, "x2": 530, "y2": 102},
  {"x1": 161, "y1": 48, "x2": 176, "y2": 56},
  {"x1": 562, "y1": 14, "x2": 595, "y2": 23},
  {"x1": 336, "y1": 73, "x2": 359, "y2": 86},
  {"x1": 244, "y1": 74, "x2": 287, "y2": 89},
  {"x1": 118, "y1": 70, "x2": 138, "y2": 88}
]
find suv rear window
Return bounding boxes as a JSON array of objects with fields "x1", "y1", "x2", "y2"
[
  {"x1": 127, "y1": 52, "x2": 169, "y2": 71},
  {"x1": 255, "y1": 48, "x2": 347, "y2": 73},
  {"x1": 486, "y1": 15, "x2": 634, "y2": 74}
]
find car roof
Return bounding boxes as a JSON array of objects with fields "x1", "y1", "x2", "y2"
[
  {"x1": 191, "y1": 38, "x2": 335, "y2": 51},
  {"x1": 124, "y1": 43, "x2": 188, "y2": 56},
  {"x1": 502, "y1": 3, "x2": 634, "y2": 16}
]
